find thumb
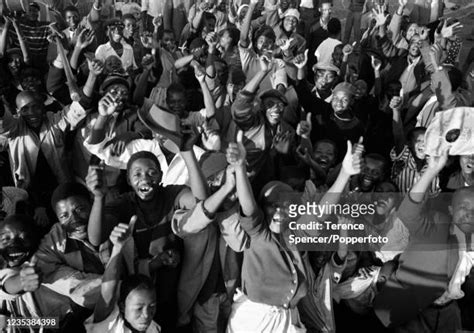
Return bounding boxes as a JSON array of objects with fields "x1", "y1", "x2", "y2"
[
  {"x1": 399, "y1": 88, "x2": 404, "y2": 97},
  {"x1": 128, "y1": 215, "x2": 137, "y2": 235},
  {"x1": 358, "y1": 136, "x2": 364, "y2": 144},
  {"x1": 346, "y1": 140, "x2": 353, "y2": 155},
  {"x1": 304, "y1": 49, "x2": 308, "y2": 60},
  {"x1": 28, "y1": 255, "x2": 38, "y2": 267},
  {"x1": 236, "y1": 130, "x2": 244, "y2": 144},
  {"x1": 306, "y1": 112, "x2": 312, "y2": 125}
]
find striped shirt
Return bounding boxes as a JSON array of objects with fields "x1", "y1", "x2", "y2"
[
  {"x1": 390, "y1": 145, "x2": 440, "y2": 196},
  {"x1": 8, "y1": 21, "x2": 50, "y2": 59}
]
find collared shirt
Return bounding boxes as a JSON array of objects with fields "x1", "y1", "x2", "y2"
[
  {"x1": 399, "y1": 56, "x2": 421, "y2": 97},
  {"x1": 390, "y1": 145, "x2": 440, "y2": 196},
  {"x1": 95, "y1": 41, "x2": 138, "y2": 71},
  {"x1": 300, "y1": 0, "x2": 314, "y2": 8}
]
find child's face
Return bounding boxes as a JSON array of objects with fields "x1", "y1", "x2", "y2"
[
  {"x1": 55, "y1": 196, "x2": 91, "y2": 241},
  {"x1": 373, "y1": 183, "x2": 397, "y2": 216},
  {"x1": 263, "y1": 97, "x2": 284, "y2": 125},
  {"x1": 161, "y1": 32, "x2": 176, "y2": 52},
  {"x1": 128, "y1": 158, "x2": 162, "y2": 201},
  {"x1": 0, "y1": 221, "x2": 36, "y2": 267},
  {"x1": 166, "y1": 91, "x2": 187, "y2": 118},
  {"x1": 283, "y1": 16, "x2": 298, "y2": 33},
  {"x1": 409, "y1": 132, "x2": 426, "y2": 160},
  {"x1": 313, "y1": 142, "x2": 336, "y2": 171},
  {"x1": 331, "y1": 91, "x2": 352, "y2": 114},
  {"x1": 124, "y1": 288, "x2": 157, "y2": 331}
]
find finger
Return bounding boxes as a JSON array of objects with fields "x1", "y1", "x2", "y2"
[
  {"x1": 28, "y1": 255, "x2": 38, "y2": 267},
  {"x1": 128, "y1": 215, "x2": 137, "y2": 234},
  {"x1": 236, "y1": 130, "x2": 243, "y2": 144},
  {"x1": 358, "y1": 136, "x2": 364, "y2": 144},
  {"x1": 306, "y1": 112, "x2": 312, "y2": 125},
  {"x1": 346, "y1": 140, "x2": 353, "y2": 155},
  {"x1": 399, "y1": 88, "x2": 404, "y2": 97}
]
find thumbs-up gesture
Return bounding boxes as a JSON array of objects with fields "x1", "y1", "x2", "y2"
[
  {"x1": 293, "y1": 49, "x2": 308, "y2": 69},
  {"x1": 226, "y1": 130, "x2": 247, "y2": 167},
  {"x1": 342, "y1": 137, "x2": 364, "y2": 176},
  {"x1": 296, "y1": 112, "x2": 312, "y2": 139},
  {"x1": 109, "y1": 216, "x2": 137, "y2": 249},
  {"x1": 20, "y1": 255, "x2": 41, "y2": 293}
]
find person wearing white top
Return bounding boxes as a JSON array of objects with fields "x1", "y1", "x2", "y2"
[{"x1": 314, "y1": 18, "x2": 342, "y2": 65}]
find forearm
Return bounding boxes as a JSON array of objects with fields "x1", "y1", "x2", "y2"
[
  {"x1": 88, "y1": 116, "x2": 109, "y2": 144},
  {"x1": 88, "y1": 196, "x2": 105, "y2": 247},
  {"x1": 239, "y1": 2, "x2": 257, "y2": 47},
  {"x1": 243, "y1": 70, "x2": 267, "y2": 93},
  {"x1": 0, "y1": 22, "x2": 10, "y2": 57},
  {"x1": 392, "y1": 110, "x2": 405, "y2": 155},
  {"x1": 205, "y1": 52, "x2": 216, "y2": 79},
  {"x1": 203, "y1": 185, "x2": 233, "y2": 215},
  {"x1": 181, "y1": 150, "x2": 208, "y2": 200},
  {"x1": 409, "y1": 169, "x2": 438, "y2": 202},
  {"x1": 70, "y1": 46, "x2": 83, "y2": 70},
  {"x1": 318, "y1": 170, "x2": 351, "y2": 220},
  {"x1": 235, "y1": 165, "x2": 257, "y2": 217},
  {"x1": 191, "y1": 10, "x2": 204, "y2": 30},
  {"x1": 133, "y1": 69, "x2": 151, "y2": 105},
  {"x1": 83, "y1": 72, "x2": 98, "y2": 98},
  {"x1": 200, "y1": 79, "x2": 215, "y2": 118},
  {"x1": 174, "y1": 54, "x2": 194, "y2": 69},
  {"x1": 14, "y1": 26, "x2": 30, "y2": 64},
  {"x1": 89, "y1": 0, "x2": 102, "y2": 22}
]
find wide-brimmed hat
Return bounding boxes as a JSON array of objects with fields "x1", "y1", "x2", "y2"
[
  {"x1": 312, "y1": 62, "x2": 341, "y2": 76},
  {"x1": 259, "y1": 89, "x2": 288, "y2": 105},
  {"x1": 138, "y1": 104, "x2": 182, "y2": 153}
]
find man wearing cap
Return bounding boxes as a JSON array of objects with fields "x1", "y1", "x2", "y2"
[
  {"x1": 95, "y1": 18, "x2": 138, "y2": 73},
  {"x1": 267, "y1": 7, "x2": 306, "y2": 61},
  {"x1": 238, "y1": 0, "x2": 288, "y2": 94},
  {"x1": 231, "y1": 55, "x2": 295, "y2": 189}
]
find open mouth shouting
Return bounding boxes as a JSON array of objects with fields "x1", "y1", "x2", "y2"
[{"x1": 136, "y1": 183, "x2": 156, "y2": 200}]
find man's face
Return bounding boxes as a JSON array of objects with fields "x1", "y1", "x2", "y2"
[
  {"x1": 123, "y1": 18, "x2": 136, "y2": 38},
  {"x1": 162, "y1": 32, "x2": 176, "y2": 53},
  {"x1": 55, "y1": 196, "x2": 91, "y2": 241},
  {"x1": 313, "y1": 142, "x2": 336, "y2": 171},
  {"x1": 451, "y1": 190, "x2": 474, "y2": 234},
  {"x1": 65, "y1": 10, "x2": 80, "y2": 29},
  {"x1": 106, "y1": 83, "x2": 129, "y2": 110},
  {"x1": 0, "y1": 222, "x2": 37, "y2": 267},
  {"x1": 18, "y1": 98, "x2": 44, "y2": 130},
  {"x1": 373, "y1": 183, "x2": 397, "y2": 216},
  {"x1": 8, "y1": 54, "x2": 22, "y2": 75},
  {"x1": 283, "y1": 16, "x2": 298, "y2": 33},
  {"x1": 408, "y1": 36, "x2": 421, "y2": 58},
  {"x1": 460, "y1": 155, "x2": 474, "y2": 176},
  {"x1": 354, "y1": 81, "x2": 368, "y2": 99},
  {"x1": 104, "y1": 55, "x2": 125, "y2": 75},
  {"x1": 124, "y1": 289, "x2": 157, "y2": 332},
  {"x1": 263, "y1": 97, "x2": 284, "y2": 125},
  {"x1": 108, "y1": 25, "x2": 124, "y2": 43},
  {"x1": 128, "y1": 158, "x2": 162, "y2": 201},
  {"x1": 332, "y1": 46, "x2": 343, "y2": 68},
  {"x1": 203, "y1": 18, "x2": 216, "y2": 34},
  {"x1": 219, "y1": 30, "x2": 232, "y2": 49},
  {"x1": 406, "y1": 23, "x2": 419, "y2": 42},
  {"x1": 319, "y1": 3, "x2": 332, "y2": 20},
  {"x1": 359, "y1": 157, "x2": 385, "y2": 191},
  {"x1": 331, "y1": 91, "x2": 352, "y2": 114},
  {"x1": 166, "y1": 91, "x2": 187, "y2": 118},
  {"x1": 21, "y1": 75, "x2": 42, "y2": 93},
  {"x1": 409, "y1": 132, "x2": 426, "y2": 160},
  {"x1": 256, "y1": 35, "x2": 274, "y2": 56},
  {"x1": 314, "y1": 69, "x2": 337, "y2": 91}
]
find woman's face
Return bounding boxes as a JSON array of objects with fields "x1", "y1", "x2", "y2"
[
  {"x1": 128, "y1": 158, "x2": 162, "y2": 201},
  {"x1": 124, "y1": 288, "x2": 157, "y2": 332}
]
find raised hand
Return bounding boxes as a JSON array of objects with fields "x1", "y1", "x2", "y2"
[
  {"x1": 259, "y1": 55, "x2": 273, "y2": 72},
  {"x1": 276, "y1": 37, "x2": 294, "y2": 52},
  {"x1": 427, "y1": 148, "x2": 449, "y2": 174},
  {"x1": 429, "y1": 43, "x2": 443, "y2": 68},
  {"x1": 372, "y1": 4, "x2": 389, "y2": 27},
  {"x1": 342, "y1": 42, "x2": 356, "y2": 57},
  {"x1": 109, "y1": 215, "x2": 136, "y2": 249},
  {"x1": 193, "y1": 63, "x2": 206, "y2": 83},
  {"x1": 178, "y1": 41, "x2": 188, "y2": 54},
  {"x1": 205, "y1": 32, "x2": 218, "y2": 52},
  {"x1": 88, "y1": 58, "x2": 104, "y2": 76},
  {"x1": 419, "y1": 26, "x2": 430, "y2": 40},
  {"x1": 293, "y1": 49, "x2": 308, "y2": 69},
  {"x1": 141, "y1": 54, "x2": 155, "y2": 71},
  {"x1": 371, "y1": 55, "x2": 382, "y2": 72},
  {"x1": 273, "y1": 130, "x2": 291, "y2": 154},
  {"x1": 20, "y1": 256, "x2": 41, "y2": 292},
  {"x1": 226, "y1": 130, "x2": 247, "y2": 167},
  {"x1": 98, "y1": 92, "x2": 119, "y2": 117},
  {"x1": 296, "y1": 112, "x2": 312, "y2": 139},
  {"x1": 153, "y1": 15, "x2": 163, "y2": 30},
  {"x1": 140, "y1": 32, "x2": 154, "y2": 49},
  {"x1": 342, "y1": 138, "x2": 363, "y2": 175},
  {"x1": 76, "y1": 28, "x2": 95, "y2": 49},
  {"x1": 441, "y1": 20, "x2": 463, "y2": 39},
  {"x1": 86, "y1": 163, "x2": 107, "y2": 198},
  {"x1": 223, "y1": 165, "x2": 236, "y2": 192},
  {"x1": 398, "y1": 0, "x2": 408, "y2": 7},
  {"x1": 180, "y1": 123, "x2": 200, "y2": 151},
  {"x1": 389, "y1": 95, "x2": 403, "y2": 111}
]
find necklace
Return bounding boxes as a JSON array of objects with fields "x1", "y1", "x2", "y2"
[{"x1": 333, "y1": 112, "x2": 353, "y2": 122}]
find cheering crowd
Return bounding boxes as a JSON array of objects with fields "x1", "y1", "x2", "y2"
[{"x1": 0, "y1": 0, "x2": 473, "y2": 332}]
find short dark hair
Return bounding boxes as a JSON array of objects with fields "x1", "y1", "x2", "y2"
[
  {"x1": 63, "y1": 5, "x2": 79, "y2": 15},
  {"x1": 407, "y1": 126, "x2": 426, "y2": 143},
  {"x1": 162, "y1": 29, "x2": 175, "y2": 37},
  {"x1": 327, "y1": 18, "x2": 341, "y2": 35},
  {"x1": 166, "y1": 83, "x2": 186, "y2": 100},
  {"x1": 51, "y1": 183, "x2": 91, "y2": 210},
  {"x1": 221, "y1": 27, "x2": 240, "y2": 48},
  {"x1": 447, "y1": 66, "x2": 463, "y2": 92},
  {"x1": 126, "y1": 151, "x2": 160, "y2": 176},
  {"x1": 253, "y1": 25, "x2": 276, "y2": 44},
  {"x1": 118, "y1": 274, "x2": 156, "y2": 310},
  {"x1": 314, "y1": 139, "x2": 338, "y2": 158}
]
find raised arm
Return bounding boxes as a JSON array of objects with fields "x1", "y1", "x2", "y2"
[
  {"x1": 11, "y1": 18, "x2": 30, "y2": 65},
  {"x1": 93, "y1": 217, "x2": 136, "y2": 323},
  {"x1": 390, "y1": 92, "x2": 405, "y2": 156},
  {"x1": 83, "y1": 59, "x2": 103, "y2": 98},
  {"x1": 88, "y1": 93, "x2": 119, "y2": 145},
  {"x1": 70, "y1": 29, "x2": 95, "y2": 70},
  {"x1": 193, "y1": 64, "x2": 215, "y2": 118},
  {"x1": 86, "y1": 164, "x2": 107, "y2": 247},
  {"x1": 0, "y1": 18, "x2": 10, "y2": 57},
  {"x1": 239, "y1": 0, "x2": 259, "y2": 48}
]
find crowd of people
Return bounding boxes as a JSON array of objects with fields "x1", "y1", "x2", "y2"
[{"x1": 0, "y1": 0, "x2": 473, "y2": 332}]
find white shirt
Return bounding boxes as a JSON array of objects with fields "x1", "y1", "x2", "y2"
[
  {"x1": 95, "y1": 41, "x2": 138, "y2": 71},
  {"x1": 141, "y1": 0, "x2": 165, "y2": 18},
  {"x1": 315, "y1": 38, "x2": 342, "y2": 65},
  {"x1": 399, "y1": 56, "x2": 421, "y2": 97},
  {"x1": 300, "y1": 0, "x2": 314, "y2": 9}
]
